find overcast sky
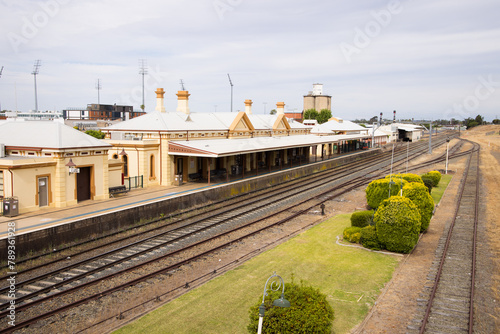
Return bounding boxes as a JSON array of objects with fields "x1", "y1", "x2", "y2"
[{"x1": 1, "y1": 0, "x2": 499, "y2": 121}]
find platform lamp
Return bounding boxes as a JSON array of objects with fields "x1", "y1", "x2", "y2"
[
  {"x1": 65, "y1": 158, "x2": 78, "y2": 175},
  {"x1": 257, "y1": 272, "x2": 291, "y2": 334}
]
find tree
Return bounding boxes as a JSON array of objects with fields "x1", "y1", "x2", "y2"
[
  {"x1": 493, "y1": 119, "x2": 500, "y2": 124},
  {"x1": 317, "y1": 109, "x2": 332, "y2": 124},
  {"x1": 303, "y1": 108, "x2": 319, "y2": 120},
  {"x1": 85, "y1": 129, "x2": 106, "y2": 139},
  {"x1": 475, "y1": 114, "x2": 484, "y2": 125},
  {"x1": 269, "y1": 109, "x2": 277, "y2": 115},
  {"x1": 369, "y1": 116, "x2": 379, "y2": 124}
]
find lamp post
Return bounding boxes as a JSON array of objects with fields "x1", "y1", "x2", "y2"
[
  {"x1": 257, "y1": 272, "x2": 291, "y2": 334},
  {"x1": 445, "y1": 138, "x2": 450, "y2": 174}
]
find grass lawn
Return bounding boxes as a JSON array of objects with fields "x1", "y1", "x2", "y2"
[
  {"x1": 114, "y1": 173, "x2": 452, "y2": 334},
  {"x1": 431, "y1": 174, "x2": 452, "y2": 204},
  {"x1": 114, "y1": 214, "x2": 401, "y2": 334}
]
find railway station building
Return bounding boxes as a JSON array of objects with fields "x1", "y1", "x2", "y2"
[
  {"x1": 103, "y1": 89, "x2": 384, "y2": 188},
  {"x1": 0, "y1": 120, "x2": 113, "y2": 213}
]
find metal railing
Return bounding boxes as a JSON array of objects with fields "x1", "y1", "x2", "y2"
[{"x1": 125, "y1": 175, "x2": 143, "y2": 190}]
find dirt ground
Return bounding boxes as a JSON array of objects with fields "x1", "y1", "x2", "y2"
[{"x1": 352, "y1": 125, "x2": 500, "y2": 334}]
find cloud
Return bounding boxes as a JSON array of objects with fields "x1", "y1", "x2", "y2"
[{"x1": 0, "y1": 0, "x2": 499, "y2": 120}]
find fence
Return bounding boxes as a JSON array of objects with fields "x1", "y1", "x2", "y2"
[{"x1": 125, "y1": 175, "x2": 143, "y2": 190}]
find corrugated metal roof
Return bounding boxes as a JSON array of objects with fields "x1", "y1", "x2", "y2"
[
  {"x1": 0, "y1": 120, "x2": 111, "y2": 149},
  {"x1": 168, "y1": 133, "x2": 371, "y2": 157},
  {"x1": 310, "y1": 118, "x2": 368, "y2": 134}
]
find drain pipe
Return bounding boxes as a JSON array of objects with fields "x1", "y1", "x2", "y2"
[{"x1": 7, "y1": 168, "x2": 13, "y2": 196}]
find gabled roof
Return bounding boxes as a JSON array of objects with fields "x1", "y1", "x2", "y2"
[
  {"x1": 0, "y1": 120, "x2": 111, "y2": 150},
  {"x1": 104, "y1": 111, "x2": 309, "y2": 133}
]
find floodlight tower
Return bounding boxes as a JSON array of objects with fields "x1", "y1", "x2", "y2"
[
  {"x1": 0, "y1": 66, "x2": 3, "y2": 111},
  {"x1": 227, "y1": 73, "x2": 233, "y2": 112},
  {"x1": 32, "y1": 60, "x2": 41, "y2": 112},
  {"x1": 139, "y1": 59, "x2": 148, "y2": 111},
  {"x1": 96, "y1": 79, "x2": 102, "y2": 104}
]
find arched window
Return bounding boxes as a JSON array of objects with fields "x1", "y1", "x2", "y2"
[{"x1": 149, "y1": 154, "x2": 155, "y2": 178}]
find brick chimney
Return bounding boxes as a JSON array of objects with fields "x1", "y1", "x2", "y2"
[
  {"x1": 244, "y1": 99, "x2": 253, "y2": 115},
  {"x1": 276, "y1": 102, "x2": 285, "y2": 115},
  {"x1": 155, "y1": 88, "x2": 166, "y2": 113},
  {"x1": 176, "y1": 90, "x2": 190, "y2": 114}
]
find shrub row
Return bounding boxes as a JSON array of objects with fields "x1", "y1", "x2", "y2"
[{"x1": 385, "y1": 173, "x2": 424, "y2": 184}]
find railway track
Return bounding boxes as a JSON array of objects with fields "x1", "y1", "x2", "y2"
[
  {"x1": 407, "y1": 140, "x2": 480, "y2": 333},
  {"x1": 0, "y1": 132, "x2": 459, "y2": 333}
]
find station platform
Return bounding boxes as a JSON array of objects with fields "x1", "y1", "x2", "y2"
[{"x1": 0, "y1": 181, "x2": 215, "y2": 240}]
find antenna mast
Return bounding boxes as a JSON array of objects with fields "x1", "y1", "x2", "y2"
[
  {"x1": 227, "y1": 73, "x2": 233, "y2": 112},
  {"x1": 139, "y1": 59, "x2": 148, "y2": 112},
  {"x1": 95, "y1": 79, "x2": 102, "y2": 104},
  {"x1": 32, "y1": 60, "x2": 41, "y2": 112},
  {"x1": 180, "y1": 79, "x2": 185, "y2": 90}
]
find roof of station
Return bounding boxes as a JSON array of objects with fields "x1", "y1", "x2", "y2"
[
  {"x1": 0, "y1": 119, "x2": 111, "y2": 150},
  {"x1": 168, "y1": 133, "x2": 372, "y2": 158},
  {"x1": 104, "y1": 111, "x2": 308, "y2": 132},
  {"x1": 310, "y1": 117, "x2": 368, "y2": 134}
]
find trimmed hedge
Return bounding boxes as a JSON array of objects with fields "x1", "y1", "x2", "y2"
[
  {"x1": 247, "y1": 282, "x2": 334, "y2": 333},
  {"x1": 385, "y1": 173, "x2": 424, "y2": 184},
  {"x1": 403, "y1": 182, "x2": 435, "y2": 232},
  {"x1": 365, "y1": 178, "x2": 408, "y2": 209},
  {"x1": 375, "y1": 196, "x2": 421, "y2": 254},
  {"x1": 420, "y1": 175, "x2": 434, "y2": 193},
  {"x1": 421, "y1": 171, "x2": 441, "y2": 187},
  {"x1": 350, "y1": 210, "x2": 374, "y2": 228},
  {"x1": 343, "y1": 227, "x2": 362, "y2": 243},
  {"x1": 360, "y1": 226, "x2": 383, "y2": 250}
]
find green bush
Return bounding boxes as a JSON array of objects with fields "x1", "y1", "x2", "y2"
[
  {"x1": 420, "y1": 175, "x2": 433, "y2": 193},
  {"x1": 365, "y1": 178, "x2": 407, "y2": 209},
  {"x1": 247, "y1": 282, "x2": 334, "y2": 334},
  {"x1": 350, "y1": 210, "x2": 374, "y2": 228},
  {"x1": 385, "y1": 173, "x2": 424, "y2": 184},
  {"x1": 421, "y1": 171, "x2": 441, "y2": 187},
  {"x1": 360, "y1": 226, "x2": 383, "y2": 250},
  {"x1": 343, "y1": 227, "x2": 362, "y2": 243},
  {"x1": 85, "y1": 129, "x2": 106, "y2": 139},
  {"x1": 375, "y1": 196, "x2": 421, "y2": 254},
  {"x1": 403, "y1": 182, "x2": 435, "y2": 232}
]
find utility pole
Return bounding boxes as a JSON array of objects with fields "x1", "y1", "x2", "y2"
[
  {"x1": 227, "y1": 73, "x2": 233, "y2": 112},
  {"x1": 428, "y1": 121, "x2": 432, "y2": 154},
  {"x1": 32, "y1": 60, "x2": 41, "y2": 112},
  {"x1": 139, "y1": 59, "x2": 148, "y2": 112}
]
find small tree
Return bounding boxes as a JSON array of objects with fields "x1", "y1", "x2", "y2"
[
  {"x1": 375, "y1": 196, "x2": 421, "y2": 253},
  {"x1": 360, "y1": 226, "x2": 383, "y2": 250},
  {"x1": 247, "y1": 281, "x2": 334, "y2": 333},
  {"x1": 303, "y1": 108, "x2": 319, "y2": 120},
  {"x1": 317, "y1": 109, "x2": 332, "y2": 124},
  {"x1": 350, "y1": 210, "x2": 374, "y2": 228},
  {"x1": 85, "y1": 129, "x2": 106, "y2": 139}
]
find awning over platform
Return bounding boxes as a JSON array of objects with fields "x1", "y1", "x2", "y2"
[{"x1": 168, "y1": 134, "x2": 371, "y2": 157}]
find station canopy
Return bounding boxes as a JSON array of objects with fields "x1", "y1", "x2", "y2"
[{"x1": 168, "y1": 133, "x2": 371, "y2": 158}]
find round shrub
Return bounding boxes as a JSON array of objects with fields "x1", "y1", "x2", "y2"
[
  {"x1": 428, "y1": 171, "x2": 441, "y2": 185},
  {"x1": 360, "y1": 226, "x2": 383, "y2": 250},
  {"x1": 421, "y1": 171, "x2": 441, "y2": 187},
  {"x1": 365, "y1": 178, "x2": 408, "y2": 209},
  {"x1": 375, "y1": 196, "x2": 421, "y2": 254},
  {"x1": 403, "y1": 182, "x2": 435, "y2": 232},
  {"x1": 343, "y1": 226, "x2": 362, "y2": 243},
  {"x1": 350, "y1": 210, "x2": 374, "y2": 228},
  {"x1": 247, "y1": 282, "x2": 334, "y2": 334},
  {"x1": 420, "y1": 175, "x2": 434, "y2": 193},
  {"x1": 385, "y1": 173, "x2": 424, "y2": 184}
]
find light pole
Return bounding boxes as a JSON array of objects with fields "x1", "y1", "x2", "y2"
[
  {"x1": 445, "y1": 138, "x2": 450, "y2": 174},
  {"x1": 257, "y1": 272, "x2": 291, "y2": 334}
]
